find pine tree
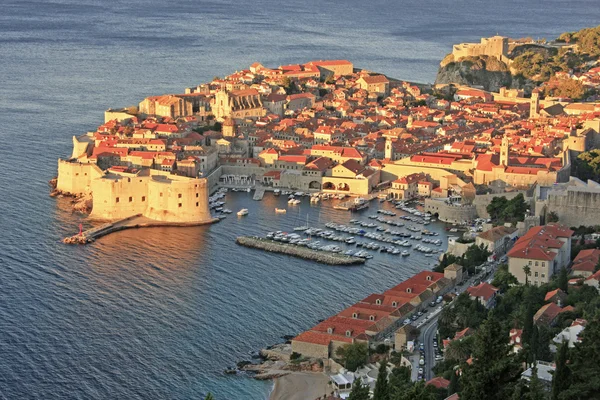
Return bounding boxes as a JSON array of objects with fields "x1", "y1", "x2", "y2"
[
  {"x1": 460, "y1": 314, "x2": 522, "y2": 400},
  {"x1": 373, "y1": 359, "x2": 389, "y2": 400},
  {"x1": 348, "y1": 379, "x2": 370, "y2": 400},
  {"x1": 551, "y1": 342, "x2": 571, "y2": 400}
]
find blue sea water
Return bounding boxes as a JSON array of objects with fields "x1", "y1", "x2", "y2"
[{"x1": 1, "y1": 0, "x2": 599, "y2": 398}]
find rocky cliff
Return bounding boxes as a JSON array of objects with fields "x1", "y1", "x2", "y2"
[{"x1": 435, "y1": 55, "x2": 514, "y2": 92}]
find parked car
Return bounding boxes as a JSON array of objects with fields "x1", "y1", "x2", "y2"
[{"x1": 418, "y1": 367, "x2": 424, "y2": 374}]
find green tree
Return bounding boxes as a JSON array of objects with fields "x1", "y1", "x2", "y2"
[
  {"x1": 558, "y1": 314, "x2": 600, "y2": 399},
  {"x1": 552, "y1": 342, "x2": 571, "y2": 400},
  {"x1": 558, "y1": 267, "x2": 569, "y2": 293},
  {"x1": 336, "y1": 343, "x2": 369, "y2": 372},
  {"x1": 527, "y1": 364, "x2": 546, "y2": 400},
  {"x1": 492, "y1": 264, "x2": 518, "y2": 292},
  {"x1": 528, "y1": 325, "x2": 539, "y2": 366},
  {"x1": 445, "y1": 335, "x2": 474, "y2": 362},
  {"x1": 373, "y1": 359, "x2": 390, "y2": 400},
  {"x1": 536, "y1": 325, "x2": 553, "y2": 362},
  {"x1": 448, "y1": 370, "x2": 460, "y2": 395},
  {"x1": 348, "y1": 379, "x2": 370, "y2": 400},
  {"x1": 205, "y1": 394, "x2": 215, "y2": 400},
  {"x1": 522, "y1": 301, "x2": 535, "y2": 349},
  {"x1": 460, "y1": 314, "x2": 522, "y2": 400},
  {"x1": 388, "y1": 366, "x2": 412, "y2": 394},
  {"x1": 392, "y1": 380, "x2": 438, "y2": 400}
]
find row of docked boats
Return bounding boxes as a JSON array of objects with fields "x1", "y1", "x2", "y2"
[{"x1": 264, "y1": 231, "x2": 373, "y2": 258}]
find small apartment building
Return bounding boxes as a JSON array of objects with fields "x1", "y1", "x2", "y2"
[{"x1": 507, "y1": 224, "x2": 573, "y2": 286}]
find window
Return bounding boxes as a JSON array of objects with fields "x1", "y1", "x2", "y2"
[
  {"x1": 352, "y1": 313, "x2": 358, "y2": 319},
  {"x1": 535, "y1": 272, "x2": 538, "y2": 277},
  {"x1": 529, "y1": 261, "x2": 532, "y2": 266},
  {"x1": 142, "y1": 196, "x2": 146, "y2": 202},
  {"x1": 178, "y1": 193, "x2": 182, "y2": 198},
  {"x1": 542, "y1": 262, "x2": 545, "y2": 267},
  {"x1": 541, "y1": 273, "x2": 545, "y2": 278},
  {"x1": 376, "y1": 299, "x2": 381, "y2": 305},
  {"x1": 129, "y1": 197, "x2": 133, "y2": 202},
  {"x1": 345, "y1": 330, "x2": 352, "y2": 337},
  {"x1": 196, "y1": 193, "x2": 199, "y2": 198},
  {"x1": 115, "y1": 197, "x2": 120, "y2": 203},
  {"x1": 196, "y1": 202, "x2": 199, "y2": 207},
  {"x1": 369, "y1": 315, "x2": 375, "y2": 321},
  {"x1": 178, "y1": 203, "x2": 182, "y2": 208},
  {"x1": 160, "y1": 192, "x2": 163, "y2": 197},
  {"x1": 392, "y1": 301, "x2": 397, "y2": 307},
  {"x1": 327, "y1": 327, "x2": 333, "y2": 334},
  {"x1": 535, "y1": 261, "x2": 539, "y2": 266}
]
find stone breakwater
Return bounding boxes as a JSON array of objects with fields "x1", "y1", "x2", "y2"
[{"x1": 236, "y1": 236, "x2": 365, "y2": 266}]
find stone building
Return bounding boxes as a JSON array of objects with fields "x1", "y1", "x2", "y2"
[
  {"x1": 212, "y1": 89, "x2": 264, "y2": 121},
  {"x1": 451, "y1": 36, "x2": 510, "y2": 64}
]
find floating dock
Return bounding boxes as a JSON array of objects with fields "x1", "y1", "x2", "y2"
[{"x1": 235, "y1": 236, "x2": 365, "y2": 265}]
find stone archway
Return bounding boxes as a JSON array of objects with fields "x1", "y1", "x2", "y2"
[
  {"x1": 323, "y1": 182, "x2": 335, "y2": 190},
  {"x1": 337, "y1": 183, "x2": 350, "y2": 191},
  {"x1": 309, "y1": 181, "x2": 321, "y2": 190}
]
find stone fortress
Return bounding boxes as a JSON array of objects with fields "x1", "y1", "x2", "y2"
[
  {"x1": 56, "y1": 137, "x2": 213, "y2": 224},
  {"x1": 451, "y1": 35, "x2": 512, "y2": 65}
]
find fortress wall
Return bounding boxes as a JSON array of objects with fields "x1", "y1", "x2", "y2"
[
  {"x1": 89, "y1": 176, "x2": 149, "y2": 220},
  {"x1": 56, "y1": 159, "x2": 103, "y2": 195},
  {"x1": 547, "y1": 190, "x2": 600, "y2": 227},
  {"x1": 472, "y1": 191, "x2": 528, "y2": 218},
  {"x1": 71, "y1": 135, "x2": 93, "y2": 159},
  {"x1": 425, "y1": 199, "x2": 477, "y2": 224},
  {"x1": 145, "y1": 177, "x2": 211, "y2": 223}
]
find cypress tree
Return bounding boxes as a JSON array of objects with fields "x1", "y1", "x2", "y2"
[
  {"x1": 529, "y1": 325, "x2": 539, "y2": 366},
  {"x1": 373, "y1": 359, "x2": 389, "y2": 400},
  {"x1": 527, "y1": 364, "x2": 546, "y2": 400},
  {"x1": 348, "y1": 379, "x2": 370, "y2": 400},
  {"x1": 448, "y1": 369, "x2": 460, "y2": 395},
  {"x1": 551, "y1": 342, "x2": 571, "y2": 400},
  {"x1": 558, "y1": 267, "x2": 569, "y2": 293}
]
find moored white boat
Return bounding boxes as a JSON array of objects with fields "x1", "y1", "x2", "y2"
[{"x1": 237, "y1": 209, "x2": 249, "y2": 216}]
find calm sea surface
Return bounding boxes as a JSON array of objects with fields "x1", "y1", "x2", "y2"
[{"x1": 1, "y1": 1, "x2": 599, "y2": 398}]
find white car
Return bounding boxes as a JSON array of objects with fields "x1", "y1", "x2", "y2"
[{"x1": 418, "y1": 367, "x2": 424, "y2": 374}]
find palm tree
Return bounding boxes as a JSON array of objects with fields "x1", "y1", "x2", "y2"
[{"x1": 523, "y1": 265, "x2": 531, "y2": 285}]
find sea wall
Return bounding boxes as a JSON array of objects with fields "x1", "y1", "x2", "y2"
[
  {"x1": 56, "y1": 159, "x2": 103, "y2": 195},
  {"x1": 89, "y1": 172, "x2": 212, "y2": 223}
]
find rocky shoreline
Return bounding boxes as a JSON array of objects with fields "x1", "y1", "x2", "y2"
[
  {"x1": 236, "y1": 236, "x2": 365, "y2": 266},
  {"x1": 49, "y1": 177, "x2": 93, "y2": 214},
  {"x1": 226, "y1": 343, "x2": 324, "y2": 381}
]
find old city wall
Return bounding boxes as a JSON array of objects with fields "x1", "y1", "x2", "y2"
[
  {"x1": 547, "y1": 190, "x2": 600, "y2": 227},
  {"x1": 56, "y1": 159, "x2": 103, "y2": 195},
  {"x1": 424, "y1": 199, "x2": 477, "y2": 223},
  {"x1": 145, "y1": 176, "x2": 212, "y2": 223},
  {"x1": 89, "y1": 175, "x2": 149, "y2": 220},
  {"x1": 472, "y1": 191, "x2": 528, "y2": 218}
]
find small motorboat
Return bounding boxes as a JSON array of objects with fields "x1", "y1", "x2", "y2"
[
  {"x1": 237, "y1": 209, "x2": 249, "y2": 216},
  {"x1": 275, "y1": 208, "x2": 287, "y2": 214}
]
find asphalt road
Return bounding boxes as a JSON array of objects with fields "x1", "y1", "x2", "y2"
[{"x1": 410, "y1": 260, "x2": 502, "y2": 381}]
